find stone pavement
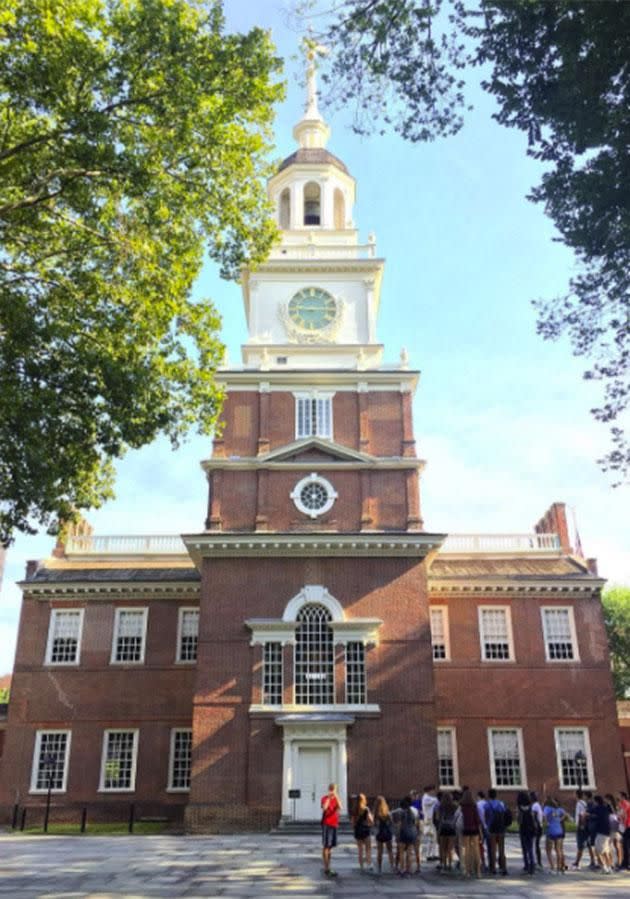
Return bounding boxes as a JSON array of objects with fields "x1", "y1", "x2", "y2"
[{"x1": 0, "y1": 831, "x2": 628, "y2": 898}]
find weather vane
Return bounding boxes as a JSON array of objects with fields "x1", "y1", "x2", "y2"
[{"x1": 301, "y1": 27, "x2": 328, "y2": 118}]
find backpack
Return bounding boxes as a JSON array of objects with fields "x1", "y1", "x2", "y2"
[
  {"x1": 488, "y1": 801, "x2": 511, "y2": 834},
  {"x1": 519, "y1": 806, "x2": 535, "y2": 835}
]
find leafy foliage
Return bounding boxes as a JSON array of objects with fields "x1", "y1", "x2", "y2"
[
  {"x1": 0, "y1": 686, "x2": 9, "y2": 703},
  {"x1": 0, "y1": 0, "x2": 283, "y2": 543},
  {"x1": 602, "y1": 586, "x2": 630, "y2": 699},
  {"x1": 312, "y1": 0, "x2": 630, "y2": 480}
]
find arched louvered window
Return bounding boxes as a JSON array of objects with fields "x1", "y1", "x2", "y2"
[
  {"x1": 294, "y1": 604, "x2": 334, "y2": 704},
  {"x1": 279, "y1": 188, "x2": 291, "y2": 229},
  {"x1": 303, "y1": 181, "x2": 321, "y2": 226}
]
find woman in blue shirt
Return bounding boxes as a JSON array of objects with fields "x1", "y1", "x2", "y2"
[{"x1": 543, "y1": 797, "x2": 567, "y2": 873}]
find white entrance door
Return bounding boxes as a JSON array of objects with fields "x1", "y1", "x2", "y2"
[{"x1": 295, "y1": 746, "x2": 332, "y2": 820}]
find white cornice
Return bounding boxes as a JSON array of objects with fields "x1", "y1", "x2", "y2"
[
  {"x1": 183, "y1": 532, "x2": 445, "y2": 565},
  {"x1": 22, "y1": 581, "x2": 200, "y2": 601},
  {"x1": 429, "y1": 578, "x2": 604, "y2": 596},
  {"x1": 216, "y1": 368, "x2": 419, "y2": 394}
]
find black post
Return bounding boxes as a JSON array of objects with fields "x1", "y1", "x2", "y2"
[
  {"x1": 11, "y1": 804, "x2": 19, "y2": 830},
  {"x1": 575, "y1": 750, "x2": 586, "y2": 791},
  {"x1": 80, "y1": 807, "x2": 87, "y2": 833},
  {"x1": 20, "y1": 807, "x2": 26, "y2": 831},
  {"x1": 128, "y1": 802, "x2": 135, "y2": 834}
]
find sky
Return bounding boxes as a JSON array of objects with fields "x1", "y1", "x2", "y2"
[{"x1": 0, "y1": 1, "x2": 628, "y2": 675}]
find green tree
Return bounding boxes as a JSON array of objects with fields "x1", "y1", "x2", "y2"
[
  {"x1": 602, "y1": 586, "x2": 630, "y2": 699},
  {"x1": 0, "y1": 0, "x2": 283, "y2": 544},
  {"x1": 313, "y1": 0, "x2": 630, "y2": 481}
]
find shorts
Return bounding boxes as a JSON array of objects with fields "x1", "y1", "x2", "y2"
[
  {"x1": 576, "y1": 827, "x2": 590, "y2": 851},
  {"x1": 595, "y1": 834, "x2": 611, "y2": 855},
  {"x1": 322, "y1": 825, "x2": 338, "y2": 849}
]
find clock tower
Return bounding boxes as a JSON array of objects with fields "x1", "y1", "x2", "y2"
[{"x1": 183, "y1": 54, "x2": 444, "y2": 831}]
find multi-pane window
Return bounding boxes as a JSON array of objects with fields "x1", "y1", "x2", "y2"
[
  {"x1": 100, "y1": 730, "x2": 138, "y2": 791},
  {"x1": 555, "y1": 728, "x2": 593, "y2": 789},
  {"x1": 31, "y1": 731, "x2": 71, "y2": 792},
  {"x1": 437, "y1": 728, "x2": 458, "y2": 788},
  {"x1": 295, "y1": 394, "x2": 333, "y2": 439},
  {"x1": 479, "y1": 607, "x2": 513, "y2": 661},
  {"x1": 294, "y1": 604, "x2": 334, "y2": 705},
  {"x1": 345, "y1": 642, "x2": 366, "y2": 704},
  {"x1": 430, "y1": 607, "x2": 449, "y2": 661},
  {"x1": 177, "y1": 609, "x2": 199, "y2": 663},
  {"x1": 489, "y1": 728, "x2": 526, "y2": 787},
  {"x1": 262, "y1": 642, "x2": 283, "y2": 705},
  {"x1": 45, "y1": 609, "x2": 83, "y2": 665},
  {"x1": 111, "y1": 609, "x2": 147, "y2": 664},
  {"x1": 169, "y1": 729, "x2": 192, "y2": 791},
  {"x1": 542, "y1": 608, "x2": 578, "y2": 661}
]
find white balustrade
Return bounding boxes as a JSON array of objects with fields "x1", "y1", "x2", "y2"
[
  {"x1": 65, "y1": 534, "x2": 186, "y2": 555},
  {"x1": 268, "y1": 243, "x2": 376, "y2": 261},
  {"x1": 440, "y1": 533, "x2": 560, "y2": 554}
]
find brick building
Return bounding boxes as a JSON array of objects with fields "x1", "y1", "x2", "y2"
[{"x1": 0, "y1": 75, "x2": 625, "y2": 830}]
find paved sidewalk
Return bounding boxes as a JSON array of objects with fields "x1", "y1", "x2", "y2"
[{"x1": 0, "y1": 832, "x2": 628, "y2": 898}]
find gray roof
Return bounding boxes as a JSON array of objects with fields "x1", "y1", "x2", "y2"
[
  {"x1": 278, "y1": 148, "x2": 349, "y2": 175},
  {"x1": 26, "y1": 567, "x2": 200, "y2": 584}
]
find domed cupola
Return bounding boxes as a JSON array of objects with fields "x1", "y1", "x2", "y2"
[{"x1": 269, "y1": 41, "x2": 356, "y2": 235}]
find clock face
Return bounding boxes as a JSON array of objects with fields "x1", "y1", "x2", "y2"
[{"x1": 288, "y1": 287, "x2": 337, "y2": 331}]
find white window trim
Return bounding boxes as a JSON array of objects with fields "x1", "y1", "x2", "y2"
[
  {"x1": 293, "y1": 391, "x2": 335, "y2": 440},
  {"x1": 176, "y1": 607, "x2": 199, "y2": 664},
  {"x1": 290, "y1": 472, "x2": 338, "y2": 519},
  {"x1": 44, "y1": 608, "x2": 85, "y2": 666},
  {"x1": 29, "y1": 730, "x2": 72, "y2": 794},
  {"x1": 554, "y1": 726, "x2": 595, "y2": 790},
  {"x1": 541, "y1": 606, "x2": 580, "y2": 663},
  {"x1": 167, "y1": 727, "x2": 192, "y2": 793},
  {"x1": 487, "y1": 727, "x2": 528, "y2": 790},
  {"x1": 110, "y1": 607, "x2": 148, "y2": 665},
  {"x1": 437, "y1": 726, "x2": 459, "y2": 789},
  {"x1": 478, "y1": 605, "x2": 515, "y2": 662},
  {"x1": 344, "y1": 641, "x2": 367, "y2": 705},
  {"x1": 98, "y1": 728, "x2": 139, "y2": 793},
  {"x1": 430, "y1": 606, "x2": 450, "y2": 662}
]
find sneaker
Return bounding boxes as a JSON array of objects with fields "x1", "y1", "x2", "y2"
[{"x1": 327, "y1": 870, "x2": 338, "y2": 878}]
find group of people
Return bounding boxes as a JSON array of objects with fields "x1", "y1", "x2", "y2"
[{"x1": 319, "y1": 782, "x2": 630, "y2": 879}]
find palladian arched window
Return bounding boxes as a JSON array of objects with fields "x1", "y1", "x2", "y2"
[
  {"x1": 333, "y1": 188, "x2": 345, "y2": 230},
  {"x1": 295, "y1": 604, "x2": 334, "y2": 704},
  {"x1": 279, "y1": 188, "x2": 291, "y2": 229},
  {"x1": 303, "y1": 181, "x2": 321, "y2": 226}
]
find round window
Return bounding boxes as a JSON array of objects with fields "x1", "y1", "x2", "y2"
[{"x1": 290, "y1": 473, "x2": 338, "y2": 519}]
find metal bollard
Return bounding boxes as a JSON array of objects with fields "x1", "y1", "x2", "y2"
[
  {"x1": 20, "y1": 807, "x2": 27, "y2": 831},
  {"x1": 11, "y1": 804, "x2": 19, "y2": 830},
  {"x1": 80, "y1": 807, "x2": 87, "y2": 833},
  {"x1": 128, "y1": 802, "x2": 135, "y2": 834}
]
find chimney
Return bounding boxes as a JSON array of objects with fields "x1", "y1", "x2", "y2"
[
  {"x1": 25, "y1": 559, "x2": 41, "y2": 579},
  {"x1": 586, "y1": 557, "x2": 598, "y2": 576},
  {"x1": 534, "y1": 502, "x2": 571, "y2": 554},
  {"x1": 52, "y1": 515, "x2": 93, "y2": 558}
]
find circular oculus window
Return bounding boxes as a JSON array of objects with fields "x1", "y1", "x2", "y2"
[{"x1": 290, "y1": 473, "x2": 338, "y2": 519}]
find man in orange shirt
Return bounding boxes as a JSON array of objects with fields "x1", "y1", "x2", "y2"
[{"x1": 321, "y1": 783, "x2": 342, "y2": 877}]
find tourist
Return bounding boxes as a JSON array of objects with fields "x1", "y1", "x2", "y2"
[
  {"x1": 477, "y1": 790, "x2": 489, "y2": 872},
  {"x1": 373, "y1": 795, "x2": 395, "y2": 875},
  {"x1": 353, "y1": 792, "x2": 374, "y2": 873},
  {"x1": 409, "y1": 789, "x2": 422, "y2": 872},
  {"x1": 486, "y1": 788, "x2": 510, "y2": 876},
  {"x1": 320, "y1": 783, "x2": 341, "y2": 878},
  {"x1": 543, "y1": 796, "x2": 567, "y2": 874},
  {"x1": 605, "y1": 794, "x2": 623, "y2": 870},
  {"x1": 586, "y1": 790, "x2": 599, "y2": 869},
  {"x1": 592, "y1": 794, "x2": 614, "y2": 874},
  {"x1": 572, "y1": 789, "x2": 593, "y2": 869},
  {"x1": 397, "y1": 796, "x2": 419, "y2": 876},
  {"x1": 457, "y1": 788, "x2": 482, "y2": 878},
  {"x1": 516, "y1": 790, "x2": 536, "y2": 875},
  {"x1": 618, "y1": 790, "x2": 630, "y2": 870},
  {"x1": 421, "y1": 785, "x2": 439, "y2": 861},
  {"x1": 529, "y1": 790, "x2": 544, "y2": 868},
  {"x1": 435, "y1": 791, "x2": 458, "y2": 873}
]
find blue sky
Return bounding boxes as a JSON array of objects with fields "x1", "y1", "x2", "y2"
[{"x1": 0, "y1": 1, "x2": 628, "y2": 674}]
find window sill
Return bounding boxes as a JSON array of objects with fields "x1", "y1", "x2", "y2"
[
  {"x1": 29, "y1": 788, "x2": 66, "y2": 795},
  {"x1": 166, "y1": 787, "x2": 191, "y2": 793},
  {"x1": 250, "y1": 703, "x2": 381, "y2": 716}
]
